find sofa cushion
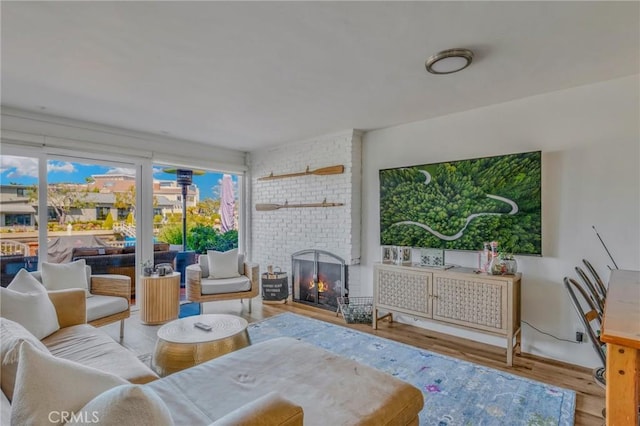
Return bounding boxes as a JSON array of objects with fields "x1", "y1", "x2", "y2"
[
  {"x1": 2, "y1": 270, "x2": 60, "y2": 339},
  {"x1": 42, "y1": 324, "x2": 158, "y2": 384},
  {"x1": 207, "y1": 249, "x2": 241, "y2": 279},
  {"x1": 198, "y1": 253, "x2": 244, "y2": 279},
  {"x1": 209, "y1": 391, "x2": 303, "y2": 426},
  {"x1": 121, "y1": 245, "x2": 136, "y2": 254},
  {"x1": 201, "y1": 276, "x2": 251, "y2": 295},
  {"x1": 148, "y1": 337, "x2": 424, "y2": 426},
  {"x1": 29, "y1": 266, "x2": 92, "y2": 292},
  {"x1": 7, "y1": 268, "x2": 44, "y2": 293},
  {"x1": 1, "y1": 388, "x2": 10, "y2": 426},
  {"x1": 72, "y1": 246, "x2": 123, "y2": 258},
  {"x1": 237, "y1": 253, "x2": 245, "y2": 275},
  {"x1": 154, "y1": 243, "x2": 170, "y2": 252},
  {"x1": 198, "y1": 255, "x2": 210, "y2": 278},
  {"x1": 41, "y1": 260, "x2": 90, "y2": 297},
  {"x1": 68, "y1": 385, "x2": 174, "y2": 426},
  {"x1": 11, "y1": 341, "x2": 127, "y2": 426},
  {"x1": 73, "y1": 247, "x2": 100, "y2": 257},
  {"x1": 0, "y1": 318, "x2": 50, "y2": 401},
  {"x1": 86, "y1": 295, "x2": 128, "y2": 322}
]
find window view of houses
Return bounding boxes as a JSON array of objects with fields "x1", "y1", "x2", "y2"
[{"x1": 0, "y1": 155, "x2": 239, "y2": 275}]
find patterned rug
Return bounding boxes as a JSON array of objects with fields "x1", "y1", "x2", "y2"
[
  {"x1": 247, "y1": 313, "x2": 575, "y2": 426},
  {"x1": 178, "y1": 302, "x2": 201, "y2": 318}
]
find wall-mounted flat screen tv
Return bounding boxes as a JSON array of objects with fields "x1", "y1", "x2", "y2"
[{"x1": 379, "y1": 151, "x2": 541, "y2": 255}]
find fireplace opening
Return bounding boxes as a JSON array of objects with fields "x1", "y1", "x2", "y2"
[{"x1": 291, "y1": 249, "x2": 347, "y2": 311}]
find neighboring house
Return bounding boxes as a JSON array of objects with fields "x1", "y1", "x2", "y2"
[
  {"x1": 0, "y1": 181, "x2": 179, "y2": 228},
  {"x1": 0, "y1": 185, "x2": 36, "y2": 228},
  {"x1": 61, "y1": 192, "x2": 177, "y2": 223},
  {"x1": 89, "y1": 174, "x2": 199, "y2": 216},
  {"x1": 153, "y1": 180, "x2": 199, "y2": 214}
]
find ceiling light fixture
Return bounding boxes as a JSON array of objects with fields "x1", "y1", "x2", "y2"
[{"x1": 425, "y1": 48, "x2": 474, "y2": 75}]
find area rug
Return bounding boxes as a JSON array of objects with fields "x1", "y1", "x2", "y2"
[
  {"x1": 178, "y1": 302, "x2": 200, "y2": 318},
  {"x1": 247, "y1": 313, "x2": 575, "y2": 426}
]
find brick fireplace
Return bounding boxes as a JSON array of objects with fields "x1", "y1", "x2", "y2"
[
  {"x1": 291, "y1": 249, "x2": 347, "y2": 311},
  {"x1": 250, "y1": 130, "x2": 362, "y2": 297}
]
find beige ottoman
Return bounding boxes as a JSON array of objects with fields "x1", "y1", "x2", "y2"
[
  {"x1": 148, "y1": 337, "x2": 424, "y2": 425},
  {"x1": 152, "y1": 314, "x2": 251, "y2": 376}
]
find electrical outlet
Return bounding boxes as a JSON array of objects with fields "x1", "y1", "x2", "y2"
[{"x1": 575, "y1": 331, "x2": 584, "y2": 342}]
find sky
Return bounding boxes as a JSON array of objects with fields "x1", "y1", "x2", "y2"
[{"x1": 0, "y1": 155, "x2": 238, "y2": 200}]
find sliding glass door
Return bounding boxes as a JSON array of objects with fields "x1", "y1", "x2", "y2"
[
  {"x1": 1, "y1": 146, "x2": 245, "y2": 307},
  {"x1": 0, "y1": 149, "x2": 142, "y2": 303},
  {"x1": 151, "y1": 164, "x2": 241, "y2": 296},
  {"x1": 0, "y1": 152, "x2": 40, "y2": 287}
]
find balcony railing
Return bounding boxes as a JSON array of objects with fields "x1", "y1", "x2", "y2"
[{"x1": 0, "y1": 240, "x2": 30, "y2": 257}]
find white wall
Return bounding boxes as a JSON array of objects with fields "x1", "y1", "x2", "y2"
[
  {"x1": 362, "y1": 75, "x2": 640, "y2": 367},
  {"x1": 249, "y1": 130, "x2": 363, "y2": 294}
]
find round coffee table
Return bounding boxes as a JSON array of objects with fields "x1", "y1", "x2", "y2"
[{"x1": 152, "y1": 314, "x2": 251, "y2": 376}]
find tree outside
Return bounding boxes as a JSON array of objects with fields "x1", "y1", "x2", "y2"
[{"x1": 28, "y1": 183, "x2": 95, "y2": 225}]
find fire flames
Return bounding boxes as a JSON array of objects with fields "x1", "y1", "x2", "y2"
[{"x1": 308, "y1": 280, "x2": 330, "y2": 293}]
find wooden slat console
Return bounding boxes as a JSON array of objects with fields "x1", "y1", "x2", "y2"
[{"x1": 373, "y1": 263, "x2": 522, "y2": 366}]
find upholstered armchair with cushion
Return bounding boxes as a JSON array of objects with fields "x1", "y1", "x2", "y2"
[
  {"x1": 29, "y1": 260, "x2": 131, "y2": 338},
  {"x1": 186, "y1": 249, "x2": 259, "y2": 313}
]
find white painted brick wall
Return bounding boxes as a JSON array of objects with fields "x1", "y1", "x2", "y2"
[{"x1": 249, "y1": 130, "x2": 363, "y2": 295}]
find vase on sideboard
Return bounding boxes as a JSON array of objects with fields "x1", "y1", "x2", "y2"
[{"x1": 489, "y1": 255, "x2": 517, "y2": 275}]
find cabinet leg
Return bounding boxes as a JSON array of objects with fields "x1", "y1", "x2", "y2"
[
  {"x1": 506, "y1": 328, "x2": 523, "y2": 367},
  {"x1": 374, "y1": 310, "x2": 393, "y2": 330},
  {"x1": 373, "y1": 307, "x2": 377, "y2": 330}
]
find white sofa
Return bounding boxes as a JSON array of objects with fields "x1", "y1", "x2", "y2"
[{"x1": 2, "y1": 289, "x2": 424, "y2": 425}]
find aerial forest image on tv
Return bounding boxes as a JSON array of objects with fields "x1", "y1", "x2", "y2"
[{"x1": 379, "y1": 151, "x2": 541, "y2": 255}]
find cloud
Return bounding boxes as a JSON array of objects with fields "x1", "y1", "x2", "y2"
[
  {"x1": 106, "y1": 167, "x2": 135, "y2": 175},
  {"x1": 47, "y1": 161, "x2": 76, "y2": 174},
  {"x1": 1, "y1": 156, "x2": 39, "y2": 178},
  {"x1": 0, "y1": 156, "x2": 79, "y2": 179},
  {"x1": 153, "y1": 167, "x2": 164, "y2": 175}
]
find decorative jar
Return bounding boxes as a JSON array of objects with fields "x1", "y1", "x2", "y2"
[{"x1": 489, "y1": 254, "x2": 517, "y2": 275}]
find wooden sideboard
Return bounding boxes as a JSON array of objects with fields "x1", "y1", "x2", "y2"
[{"x1": 373, "y1": 263, "x2": 521, "y2": 366}]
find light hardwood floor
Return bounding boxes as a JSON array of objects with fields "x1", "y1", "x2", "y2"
[{"x1": 101, "y1": 298, "x2": 605, "y2": 426}]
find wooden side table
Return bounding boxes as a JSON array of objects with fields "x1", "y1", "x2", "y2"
[{"x1": 140, "y1": 272, "x2": 181, "y2": 325}]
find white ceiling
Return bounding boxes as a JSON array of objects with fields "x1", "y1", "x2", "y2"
[{"x1": 1, "y1": 1, "x2": 638, "y2": 152}]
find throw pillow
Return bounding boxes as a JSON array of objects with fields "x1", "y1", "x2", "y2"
[
  {"x1": 198, "y1": 254, "x2": 210, "y2": 278},
  {"x1": 0, "y1": 318, "x2": 50, "y2": 401},
  {"x1": 1, "y1": 270, "x2": 60, "y2": 340},
  {"x1": 67, "y1": 385, "x2": 174, "y2": 426},
  {"x1": 7, "y1": 268, "x2": 46, "y2": 293},
  {"x1": 207, "y1": 249, "x2": 241, "y2": 279},
  {"x1": 11, "y1": 341, "x2": 127, "y2": 426},
  {"x1": 41, "y1": 259, "x2": 90, "y2": 296}
]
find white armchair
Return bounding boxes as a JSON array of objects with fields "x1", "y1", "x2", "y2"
[
  {"x1": 186, "y1": 252, "x2": 259, "y2": 313},
  {"x1": 30, "y1": 266, "x2": 130, "y2": 338}
]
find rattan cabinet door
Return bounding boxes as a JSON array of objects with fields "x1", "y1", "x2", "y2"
[
  {"x1": 375, "y1": 265, "x2": 431, "y2": 318},
  {"x1": 431, "y1": 273, "x2": 508, "y2": 334}
]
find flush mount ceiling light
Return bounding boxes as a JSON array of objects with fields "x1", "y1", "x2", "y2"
[{"x1": 425, "y1": 48, "x2": 474, "y2": 75}]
